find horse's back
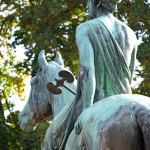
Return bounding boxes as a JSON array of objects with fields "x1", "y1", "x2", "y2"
[{"x1": 66, "y1": 94, "x2": 150, "y2": 150}]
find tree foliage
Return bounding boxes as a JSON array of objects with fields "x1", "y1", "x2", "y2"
[{"x1": 0, "y1": 0, "x2": 149, "y2": 149}]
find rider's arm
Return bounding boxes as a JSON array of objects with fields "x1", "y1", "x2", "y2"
[{"x1": 76, "y1": 23, "x2": 96, "y2": 108}]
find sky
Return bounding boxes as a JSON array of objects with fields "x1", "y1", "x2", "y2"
[{"x1": 13, "y1": 46, "x2": 30, "y2": 111}]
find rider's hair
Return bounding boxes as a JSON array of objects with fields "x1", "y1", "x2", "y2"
[{"x1": 94, "y1": 0, "x2": 122, "y2": 12}]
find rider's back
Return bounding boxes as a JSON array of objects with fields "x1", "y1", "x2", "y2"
[{"x1": 90, "y1": 15, "x2": 137, "y2": 67}]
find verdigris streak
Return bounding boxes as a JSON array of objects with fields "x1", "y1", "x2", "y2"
[{"x1": 19, "y1": 0, "x2": 150, "y2": 149}]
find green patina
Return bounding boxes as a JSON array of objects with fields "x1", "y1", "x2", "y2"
[
  {"x1": 19, "y1": 0, "x2": 150, "y2": 149},
  {"x1": 87, "y1": 19, "x2": 132, "y2": 102}
]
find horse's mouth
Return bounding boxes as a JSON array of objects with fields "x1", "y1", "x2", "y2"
[{"x1": 20, "y1": 121, "x2": 37, "y2": 132}]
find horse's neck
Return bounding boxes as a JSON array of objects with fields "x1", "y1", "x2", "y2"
[{"x1": 52, "y1": 81, "x2": 76, "y2": 117}]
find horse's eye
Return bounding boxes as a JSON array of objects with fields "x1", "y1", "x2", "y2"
[{"x1": 30, "y1": 76, "x2": 37, "y2": 85}]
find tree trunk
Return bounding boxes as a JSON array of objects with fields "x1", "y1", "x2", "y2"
[{"x1": 0, "y1": 99, "x2": 9, "y2": 150}]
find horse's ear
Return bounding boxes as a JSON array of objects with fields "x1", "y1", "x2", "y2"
[
  {"x1": 38, "y1": 50, "x2": 48, "y2": 70},
  {"x1": 55, "y1": 51, "x2": 64, "y2": 67}
]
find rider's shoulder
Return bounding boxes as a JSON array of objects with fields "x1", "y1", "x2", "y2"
[
  {"x1": 115, "y1": 18, "x2": 136, "y2": 38},
  {"x1": 76, "y1": 20, "x2": 93, "y2": 35}
]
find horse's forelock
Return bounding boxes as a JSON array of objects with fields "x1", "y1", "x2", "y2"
[{"x1": 47, "y1": 61, "x2": 65, "y2": 79}]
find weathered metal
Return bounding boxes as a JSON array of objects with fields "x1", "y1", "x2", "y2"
[
  {"x1": 19, "y1": 0, "x2": 150, "y2": 149},
  {"x1": 47, "y1": 70, "x2": 75, "y2": 95},
  {"x1": 19, "y1": 51, "x2": 150, "y2": 150}
]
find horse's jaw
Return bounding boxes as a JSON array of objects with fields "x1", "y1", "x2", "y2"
[{"x1": 19, "y1": 103, "x2": 38, "y2": 132}]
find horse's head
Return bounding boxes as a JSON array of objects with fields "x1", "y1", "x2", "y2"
[{"x1": 19, "y1": 50, "x2": 68, "y2": 132}]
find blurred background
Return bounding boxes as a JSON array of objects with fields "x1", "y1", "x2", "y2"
[{"x1": 0, "y1": 0, "x2": 149, "y2": 149}]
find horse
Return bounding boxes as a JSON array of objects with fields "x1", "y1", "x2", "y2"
[
  {"x1": 66, "y1": 94, "x2": 150, "y2": 150},
  {"x1": 19, "y1": 50, "x2": 76, "y2": 133},
  {"x1": 19, "y1": 50, "x2": 150, "y2": 150}
]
